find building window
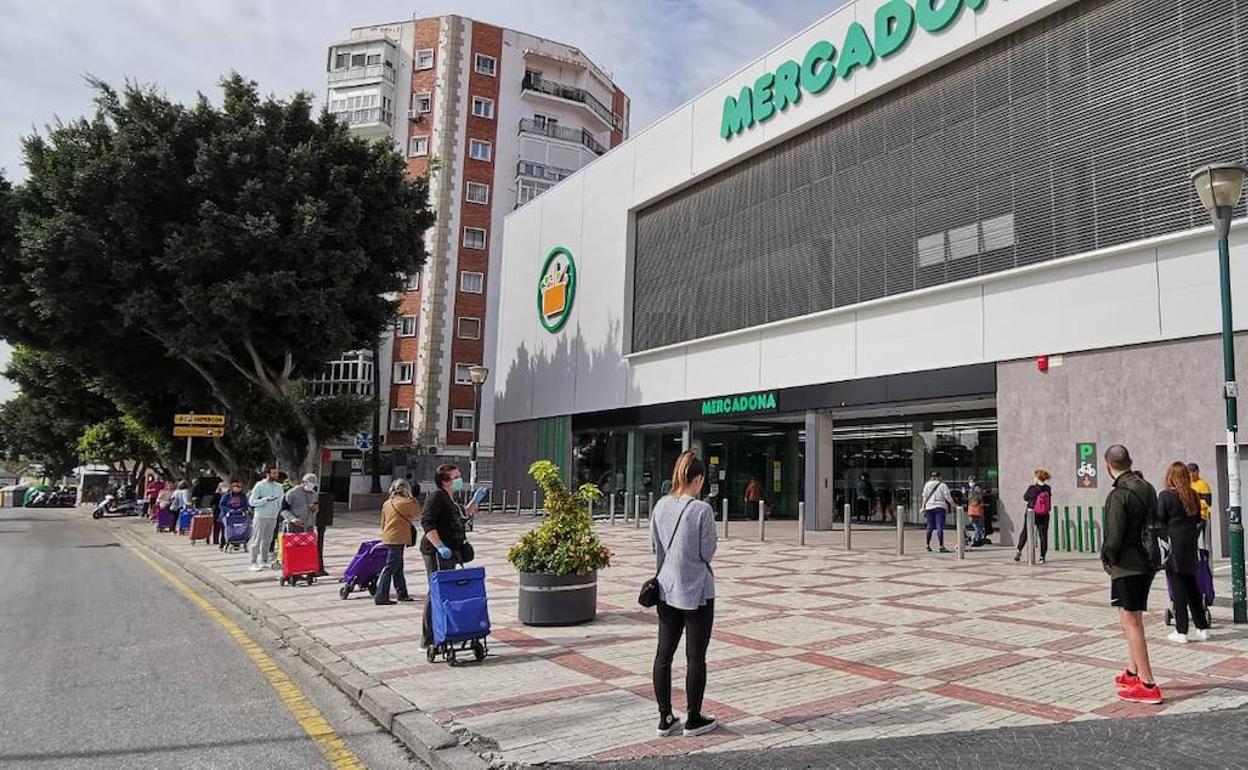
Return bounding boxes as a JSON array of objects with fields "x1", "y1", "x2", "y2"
[
  {"x1": 452, "y1": 410, "x2": 475, "y2": 433},
  {"x1": 468, "y1": 139, "x2": 492, "y2": 162},
  {"x1": 471, "y1": 96, "x2": 494, "y2": 119},
  {"x1": 457, "y1": 316, "x2": 482, "y2": 340},
  {"x1": 460, "y1": 271, "x2": 484, "y2": 294},
  {"x1": 413, "y1": 92, "x2": 432, "y2": 113},
  {"x1": 454, "y1": 363, "x2": 478, "y2": 385},
  {"x1": 390, "y1": 409, "x2": 411, "y2": 432},
  {"x1": 533, "y1": 113, "x2": 558, "y2": 130},
  {"x1": 393, "y1": 362, "x2": 414, "y2": 384},
  {"x1": 462, "y1": 227, "x2": 486, "y2": 250},
  {"x1": 405, "y1": 272, "x2": 420, "y2": 291},
  {"x1": 474, "y1": 53, "x2": 496, "y2": 76},
  {"x1": 415, "y1": 49, "x2": 434, "y2": 70},
  {"x1": 351, "y1": 53, "x2": 366, "y2": 67},
  {"x1": 465, "y1": 181, "x2": 489, "y2": 205},
  {"x1": 517, "y1": 178, "x2": 553, "y2": 206},
  {"x1": 408, "y1": 135, "x2": 428, "y2": 156},
  {"x1": 365, "y1": 53, "x2": 381, "y2": 66},
  {"x1": 334, "y1": 52, "x2": 350, "y2": 69},
  {"x1": 398, "y1": 315, "x2": 417, "y2": 337}
]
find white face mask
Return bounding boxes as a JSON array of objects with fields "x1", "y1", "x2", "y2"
[{"x1": 302, "y1": 482, "x2": 315, "y2": 491}]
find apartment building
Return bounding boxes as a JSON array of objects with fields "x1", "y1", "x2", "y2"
[{"x1": 319, "y1": 15, "x2": 628, "y2": 492}]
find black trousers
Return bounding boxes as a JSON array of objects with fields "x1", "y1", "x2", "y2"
[
  {"x1": 1169, "y1": 570, "x2": 1209, "y2": 634},
  {"x1": 316, "y1": 524, "x2": 327, "y2": 571},
  {"x1": 211, "y1": 517, "x2": 224, "y2": 546},
  {"x1": 421, "y1": 549, "x2": 461, "y2": 646},
  {"x1": 1017, "y1": 514, "x2": 1050, "y2": 559},
  {"x1": 654, "y1": 599, "x2": 715, "y2": 719}
]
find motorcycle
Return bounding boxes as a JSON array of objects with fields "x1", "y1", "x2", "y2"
[
  {"x1": 26, "y1": 485, "x2": 76, "y2": 508},
  {"x1": 91, "y1": 489, "x2": 143, "y2": 519}
]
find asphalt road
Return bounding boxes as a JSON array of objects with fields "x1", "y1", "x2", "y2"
[{"x1": 0, "y1": 506, "x2": 422, "y2": 769}]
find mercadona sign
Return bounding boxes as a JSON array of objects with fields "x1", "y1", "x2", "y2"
[
  {"x1": 721, "y1": 0, "x2": 989, "y2": 140},
  {"x1": 701, "y1": 391, "x2": 778, "y2": 417}
]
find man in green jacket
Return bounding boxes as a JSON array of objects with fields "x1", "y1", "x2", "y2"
[{"x1": 1100, "y1": 444, "x2": 1162, "y2": 705}]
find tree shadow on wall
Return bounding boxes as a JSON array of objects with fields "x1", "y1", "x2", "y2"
[{"x1": 493, "y1": 318, "x2": 643, "y2": 493}]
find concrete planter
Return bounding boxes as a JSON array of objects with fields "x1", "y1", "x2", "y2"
[{"x1": 517, "y1": 571, "x2": 597, "y2": 626}]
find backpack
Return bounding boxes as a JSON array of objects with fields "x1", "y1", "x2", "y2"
[
  {"x1": 1121, "y1": 485, "x2": 1164, "y2": 573},
  {"x1": 1033, "y1": 489, "x2": 1051, "y2": 515}
]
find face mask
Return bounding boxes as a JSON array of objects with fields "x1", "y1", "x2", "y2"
[
  {"x1": 303, "y1": 482, "x2": 315, "y2": 491},
  {"x1": 451, "y1": 478, "x2": 465, "y2": 493}
]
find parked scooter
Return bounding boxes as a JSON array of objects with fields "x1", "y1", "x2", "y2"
[
  {"x1": 26, "y1": 484, "x2": 76, "y2": 508},
  {"x1": 92, "y1": 487, "x2": 142, "y2": 519}
]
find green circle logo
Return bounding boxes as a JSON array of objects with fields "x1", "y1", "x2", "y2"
[{"x1": 537, "y1": 246, "x2": 576, "y2": 333}]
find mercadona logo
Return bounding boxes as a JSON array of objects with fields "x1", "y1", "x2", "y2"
[{"x1": 538, "y1": 246, "x2": 576, "y2": 333}]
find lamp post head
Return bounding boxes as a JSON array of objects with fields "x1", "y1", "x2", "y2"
[
  {"x1": 468, "y1": 365, "x2": 489, "y2": 387},
  {"x1": 1191, "y1": 163, "x2": 1248, "y2": 212}
]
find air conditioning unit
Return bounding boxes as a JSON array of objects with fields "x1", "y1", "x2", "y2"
[{"x1": 408, "y1": 109, "x2": 425, "y2": 121}]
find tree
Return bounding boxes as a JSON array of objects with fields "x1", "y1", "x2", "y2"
[{"x1": 1, "y1": 74, "x2": 433, "y2": 472}]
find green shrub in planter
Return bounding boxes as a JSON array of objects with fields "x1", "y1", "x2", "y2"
[{"x1": 507, "y1": 461, "x2": 610, "y2": 575}]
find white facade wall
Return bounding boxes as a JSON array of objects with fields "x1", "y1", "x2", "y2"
[{"x1": 493, "y1": 0, "x2": 1248, "y2": 424}]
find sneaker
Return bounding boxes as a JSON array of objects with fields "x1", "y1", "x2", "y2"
[
  {"x1": 1194, "y1": 628, "x2": 1212, "y2": 642},
  {"x1": 248, "y1": 564, "x2": 264, "y2": 572},
  {"x1": 926, "y1": 545, "x2": 933, "y2": 552},
  {"x1": 1038, "y1": 557, "x2": 1046, "y2": 564},
  {"x1": 1167, "y1": 631, "x2": 1188, "y2": 644},
  {"x1": 1114, "y1": 669, "x2": 1138, "y2": 688},
  {"x1": 683, "y1": 714, "x2": 719, "y2": 737},
  {"x1": 375, "y1": 598, "x2": 396, "y2": 606},
  {"x1": 1116, "y1": 681, "x2": 1163, "y2": 705},
  {"x1": 1014, "y1": 552, "x2": 1021, "y2": 562},
  {"x1": 656, "y1": 714, "x2": 683, "y2": 737},
  {"x1": 938, "y1": 547, "x2": 951, "y2": 554}
]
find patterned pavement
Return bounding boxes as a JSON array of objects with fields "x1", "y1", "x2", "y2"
[{"x1": 120, "y1": 509, "x2": 1248, "y2": 766}]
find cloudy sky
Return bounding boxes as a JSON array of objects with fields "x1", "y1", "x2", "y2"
[{"x1": 0, "y1": 0, "x2": 838, "y2": 400}]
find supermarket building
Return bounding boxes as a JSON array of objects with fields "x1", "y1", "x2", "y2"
[{"x1": 492, "y1": 0, "x2": 1248, "y2": 548}]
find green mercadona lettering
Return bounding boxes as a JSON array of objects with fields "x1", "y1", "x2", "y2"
[
  {"x1": 701, "y1": 392, "x2": 779, "y2": 416},
  {"x1": 721, "y1": 0, "x2": 988, "y2": 140}
]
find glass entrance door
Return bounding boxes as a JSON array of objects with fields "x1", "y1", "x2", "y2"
[{"x1": 694, "y1": 420, "x2": 803, "y2": 519}]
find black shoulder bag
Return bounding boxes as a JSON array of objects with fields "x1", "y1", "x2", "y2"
[{"x1": 638, "y1": 499, "x2": 693, "y2": 608}]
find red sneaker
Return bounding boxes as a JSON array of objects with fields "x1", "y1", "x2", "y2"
[
  {"x1": 1114, "y1": 669, "x2": 1138, "y2": 688},
  {"x1": 1117, "y1": 680, "x2": 1163, "y2": 704}
]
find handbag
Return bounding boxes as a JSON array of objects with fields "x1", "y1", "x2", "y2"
[
  {"x1": 460, "y1": 541, "x2": 475, "y2": 563},
  {"x1": 638, "y1": 499, "x2": 693, "y2": 608}
]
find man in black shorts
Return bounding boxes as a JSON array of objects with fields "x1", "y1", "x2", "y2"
[{"x1": 1100, "y1": 444, "x2": 1162, "y2": 704}]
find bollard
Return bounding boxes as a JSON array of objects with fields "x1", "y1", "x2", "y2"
[
  {"x1": 1053, "y1": 506, "x2": 1062, "y2": 551},
  {"x1": 1088, "y1": 515, "x2": 1097, "y2": 551},
  {"x1": 896, "y1": 504, "x2": 905, "y2": 555},
  {"x1": 532, "y1": 490, "x2": 539, "y2": 516},
  {"x1": 758, "y1": 500, "x2": 766, "y2": 542},
  {"x1": 635, "y1": 495, "x2": 642, "y2": 529},
  {"x1": 956, "y1": 506, "x2": 966, "y2": 560},
  {"x1": 721, "y1": 498, "x2": 730, "y2": 539},
  {"x1": 516, "y1": 490, "x2": 522, "y2": 514},
  {"x1": 648, "y1": 492, "x2": 654, "y2": 524},
  {"x1": 1026, "y1": 508, "x2": 1037, "y2": 565},
  {"x1": 843, "y1": 503, "x2": 853, "y2": 552},
  {"x1": 1064, "y1": 507, "x2": 1072, "y2": 552},
  {"x1": 1076, "y1": 507, "x2": 1084, "y2": 551},
  {"x1": 609, "y1": 494, "x2": 616, "y2": 525},
  {"x1": 501, "y1": 489, "x2": 507, "y2": 515},
  {"x1": 798, "y1": 501, "x2": 806, "y2": 546},
  {"x1": 625, "y1": 493, "x2": 632, "y2": 524}
]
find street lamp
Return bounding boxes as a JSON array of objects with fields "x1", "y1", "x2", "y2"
[
  {"x1": 468, "y1": 365, "x2": 489, "y2": 490},
  {"x1": 1191, "y1": 162, "x2": 1248, "y2": 624}
]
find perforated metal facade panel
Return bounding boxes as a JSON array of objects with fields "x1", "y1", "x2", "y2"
[{"x1": 632, "y1": 0, "x2": 1248, "y2": 352}]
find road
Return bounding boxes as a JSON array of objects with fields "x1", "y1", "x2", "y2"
[{"x1": 0, "y1": 506, "x2": 422, "y2": 769}]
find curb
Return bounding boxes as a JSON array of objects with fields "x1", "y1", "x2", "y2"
[{"x1": 110, "y1": 520, "x2": 491, "y2": 770}]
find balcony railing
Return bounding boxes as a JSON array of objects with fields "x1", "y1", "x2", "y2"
[
  {"x1": 521, "y1": 72, "x2": 620, "y2": 130},
  {"x1": 518, "y1": 119, "x2": 606, "y2": 156},
  {"x1": 328, "y1": 64, "x2": 396, "y2": 84},
  {"x1": 517, "y1": 160, "x2": 575, "y2": 183},
  {"x1": 331, "y1": 108, "x2": 394, "y2": 129}
]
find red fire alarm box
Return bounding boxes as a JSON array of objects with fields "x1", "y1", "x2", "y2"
[{"x1": 1037, "y1": 355, "x2": 1049, "y2": 373}]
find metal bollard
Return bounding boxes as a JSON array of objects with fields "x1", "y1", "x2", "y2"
[
  {"x1": 516, "y1": 490, "x2": 522, "y2": 514},
  {"x1": 501, "y1": 489, "x2": 507, "y2": 515},
  {"x1": 758, "y1": 500, "x2": 766, "y2": 542},
  {"x1": 956, "y1": 505, "x2": 966, "y2": 560},
  {"x1": 843, "y1": 503, "x2": 852, "y2": 551},
  {"x1": 532, "y1": 490, "x2": 539, "y2": 516},
  {"x1": 896, "y1": 504, "x2": 905, "y2": 555},
  {"x1": 798, "y1": 502, "x2": 806, "y2": 546},
  {"x1": 721, "y1": 498, "x2": 729, "y2": 539},
  {"x1": 1027, "y1": 508, "x2": 1037, "y2": 565},
  {"x1": 635, "y1": 495, "x2": 642, "y2": 529},
  {"x1": 609, "y1": 494, "x2": 616, "y2": 525},
  {"x1": 648, "y1": 492, "x2": 654, "y2": 524},
  {"x1": 625, "y1": 493, "x2": 632, "y2": 524}
]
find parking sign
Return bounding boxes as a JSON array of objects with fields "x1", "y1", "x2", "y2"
[{"x1": 1076, "y1": 442, "x2": 1097, "y2": 488}]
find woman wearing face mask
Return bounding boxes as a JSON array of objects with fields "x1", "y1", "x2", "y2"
[
  {"x1": 419, "y1": 463, "x2": 479, "y2": 648},
  {"x1": 284, "y1": 473, "x2": 323, "y2": 571}
]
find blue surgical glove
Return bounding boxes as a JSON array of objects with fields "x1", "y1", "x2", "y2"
[{"x1": 436, "y1": 544, "x2": 453, "y2": 560}]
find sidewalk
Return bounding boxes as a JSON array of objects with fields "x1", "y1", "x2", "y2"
[{"x1": 108, "y1": 509, "x2": 1248, "y2": 767}]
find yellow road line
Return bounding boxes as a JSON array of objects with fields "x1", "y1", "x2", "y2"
[{"x1": 129, "y1": 546, "x2": 365, "y2": 770}]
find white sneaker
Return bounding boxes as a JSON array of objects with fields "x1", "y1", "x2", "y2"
[
  {"x1": 248, "y1": 563, "x2": 263, "y2": 572},
  {"x1": 1167, "y1": 631, "x2": 1188, "y2": 644},
  {"x1": 1194, "y1": 629, "x2": 1211, "y2": 642}
]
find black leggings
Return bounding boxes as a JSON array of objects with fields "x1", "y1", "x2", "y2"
[
  {"x1": 654, "y1": 599, "x2": 714, "y2": 718},
  {"x1": 1017, "y1": 514, "x2": 1049, "y2": 559},
  {"x1": 1169, "y1": 570, "x2": 1210, "y2": 634}
]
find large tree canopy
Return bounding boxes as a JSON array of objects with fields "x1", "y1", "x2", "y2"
[{"x1": 0, "y1": 74, "x2": 433, "y2": 473}]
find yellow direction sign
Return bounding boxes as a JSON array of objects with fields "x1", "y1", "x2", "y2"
[
  {"x1": 174, "y1": 414, "x2": 226, "y2": 427},
  {"x1": 172, "y1": 426, "x2": 225, "y2": 438}
]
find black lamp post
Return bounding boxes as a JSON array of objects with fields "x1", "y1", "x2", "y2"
[{"x1": 468, "y1": 365, "x2": 489, "y2": 489}]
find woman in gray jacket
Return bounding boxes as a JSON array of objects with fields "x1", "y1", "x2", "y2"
[{"x1": 650, "y1": 451, "x2": 719, "y2": 738}]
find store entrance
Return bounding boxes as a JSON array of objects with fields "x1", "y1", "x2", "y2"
[{"x1": 694, "y1": 417, "x2": 804, "y2": 519}]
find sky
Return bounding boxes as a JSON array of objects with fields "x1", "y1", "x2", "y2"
[{"x1": 0, "y1": 0, "x2": 838, "y2": 400}]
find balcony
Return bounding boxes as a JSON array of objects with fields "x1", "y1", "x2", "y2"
[
  {"x1": 332, "y1": 107, "x2": 394, "y2": 133},
  {"x1": 327, "y1": 63, "x2": 396, "y2": 85},
  {"x1": 521, "y1": 72, "x2": 621, "y2": 131},
  {"x1": 518, "y1": 118, "x2": 606, "y2": 156},
  {"x1": 517, "y1": 160, "x2": 575, "y2": 183},
  {"x1": 308, "y1": 351, "x2": 374, "y2": 397}
]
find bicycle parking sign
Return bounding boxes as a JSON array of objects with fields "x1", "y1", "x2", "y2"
[{"x1": 1076, "y1": 442, "x2": 1097, "y2": 489}]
